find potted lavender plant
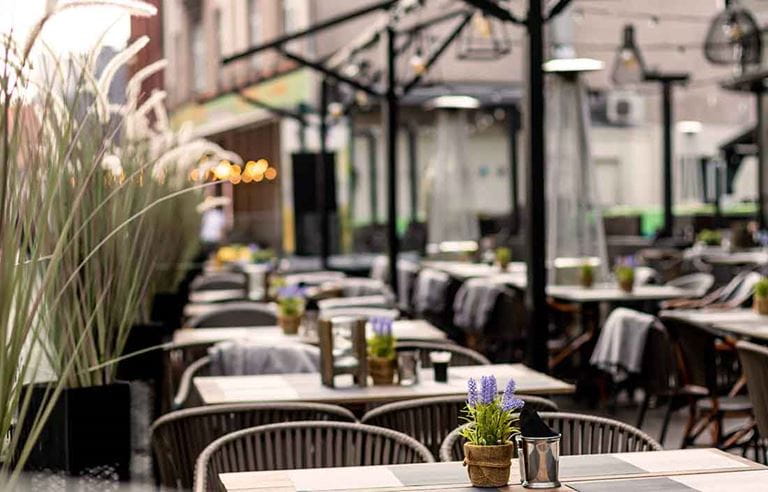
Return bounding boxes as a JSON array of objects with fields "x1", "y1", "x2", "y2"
[
  {"x1": 276, "y1": 285, "x2": 306, "y2": 335},
  {"x1": 615, "y1": 265, "x2": 635, "y2": 293},
  {"x1": 754, "y1": 277, "x2": 768, "y2": 315},
  {"x1": 495, "y1": 247, "x2": 512, "y2": 271},
  {"x1": 368, "y1": 317, "x2": 397, "y2": 385},
  {"x1": 461, "y1": 376, "x2": 524, "y2": 487}
]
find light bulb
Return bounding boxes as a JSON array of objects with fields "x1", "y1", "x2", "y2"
[{"x1": 409, "y1": 53, "x2": 426, "y2": 75}]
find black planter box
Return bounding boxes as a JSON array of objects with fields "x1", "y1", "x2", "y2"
[
  {"x1": 116, "y1": 322, "x2": 168, "y2": 383},
  {"x1": 150, "y1": 292, "x2": 184, "y2": 330},
  {"x1": 22, "y1": 382, "x2": 131, "y2": 481}
]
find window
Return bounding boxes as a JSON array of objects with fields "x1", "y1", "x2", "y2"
[
  {"x1": 249, "y1": 0, "x2": 261, "y2": 69},
  {"x1": 191, "y1": 19, "x2": 206, "y2": 94},
  {"x1": 282, "y1": 0, "x2": 297, "y2": 34}
]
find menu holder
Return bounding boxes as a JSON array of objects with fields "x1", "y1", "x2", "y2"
[{"x1": 318, "y1": 316, "x2": 368, "y2": 388}]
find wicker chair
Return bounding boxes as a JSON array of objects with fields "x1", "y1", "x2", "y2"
[
  {"x1": 439, "y1": 412, "x2": 661, "y2": 462},
  {"x1": 186, "y1": 302, "x2": 277, "y2": 328},
  {"x1": 151, "y1": 403, "x2": 356, "y2": 490},
  {"x1": 662, "y1": 315, "x2": 752, "y2": 449},
  {"x1": 361, "y1": 395, "x2": 558, "y2": 457},
  {"x1": 194, "y1": 421, "x2": 434, "y2": 492},
  {"x1": 190, "y1": 273, "x2": 247, "y2": 291},
  {"x1": 395, "y1": 341, "x2": 490, "y2": 367},
  {"x1": 736, "y1": 340, "x2": 768, "y2": 461}
]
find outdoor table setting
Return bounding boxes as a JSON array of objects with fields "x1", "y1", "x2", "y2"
[
  {"x1": 193, "y1": 363, "x2": 574, "y2": 406},
  {"x1": 545, "y1": 283, "x2": 694, "y2": 369},
  {"x1": 216, "y1": 448, "x2": 765, "y2": 491}
]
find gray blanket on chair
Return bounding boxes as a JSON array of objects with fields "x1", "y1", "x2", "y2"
[
  {"x1": 590, "y1": 307, "x2": 654, "y2": 383},
  {"x1": 453, "y1": 278, "x2": 503, "y2": 333},
  {"x1": 208, "y1": 340, "x2": 320, "y2": 376}
]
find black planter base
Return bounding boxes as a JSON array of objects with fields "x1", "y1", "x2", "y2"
[{"x1": 21, "y1": 382, "x2": 132, "y2": 482}]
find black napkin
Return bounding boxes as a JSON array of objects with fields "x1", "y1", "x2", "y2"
[{"x1": 519, "y1": 407, "x2": 558, "y2": 438}]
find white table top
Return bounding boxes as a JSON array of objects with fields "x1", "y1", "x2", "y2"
[
  {"x1": 188, "y1": 289, "x2": 246, "y2": 304},
  {"x1": 218, "y1": 448, "x2": 764, "y2": 491},
  {"x1": 661, "y1": 308, "x2": 768, "y2": 342},
  {"x1": 420, "y1": 261, "x2": 526, "y2": 280},
  {"x1": 317, "y1": 295, "x2": 392, "y2": 310},
  {"x1": 194, "y1": 363, "x2": 574, "y2": 406},
  {"x1": 173, "y1": 319, "x2": 448, "y2": 348},
  {"x1": 546, "y1": 284, "x2": 690, "y2": 303},
  {"x1": 183, "y1": 301, "x2": 277, "y2": 320}
]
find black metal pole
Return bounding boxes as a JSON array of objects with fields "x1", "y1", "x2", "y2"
[
  {"x1": 661, "y1": 80, "x2": 674, "y2": 237},
  {"x1": 525, "y1": 0, "x2": 548, "y2": 372},
  {"x1": 757, "y1": 92, "x2": 766, "y2": 228},
  {"x1": 407, "y1": 125, "x2": 418, "y2": 223},
  {"x1": 318, "y1": 78, "x2": 330, "y2": 269},
  {"x1": 385, "y1": 26, "x2": 400, "y2": 296},
  {"x1": 367, "y1": 131, "x2": 379, "y2": 223},
  {"x1": 507, "y1": 105, "x2": 520, "y2": 235}
]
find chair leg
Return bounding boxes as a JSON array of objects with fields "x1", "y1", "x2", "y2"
[
  {"x1": 659, "y1": 398, "x2": 675, "y2": 446},
  {"x1": 681, "y1": 403, "x2": 700, "y2": 449},
  {"x1": 636, "y1": 394, "x2": 650, "y2": 430}
]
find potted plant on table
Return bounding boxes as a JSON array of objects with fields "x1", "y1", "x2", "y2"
[
  {"x1": 495, "y1": 247, "x2": 512, "y2": 271},
  {"x1": 277, "y1": 285, "x2": 306, "y2": 335},
  {"x1": 754, "y1": 277, "x2": 768, "y2": 315},
  {"x1": 461, "y1": 376, "x2": 525, "y2": 488},
  {"x1": 368, "y1": 318, "x2": 397, "y2": 385},
  {"x1": 579, "y1": 262, "x2": 595, "y2": 288},
  {"x1": 615, "y1": 264, "x2": 635, "y2": 294},
  {"x1": 697, "y1": 229, "x2": 722, "y2": 247}
]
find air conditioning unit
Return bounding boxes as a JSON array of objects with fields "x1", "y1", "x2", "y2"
[{"x1": 606, "y1": 90, "x2": 645, "y2": 127}]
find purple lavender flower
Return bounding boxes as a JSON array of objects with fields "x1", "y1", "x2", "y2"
[
  {"x1": 502, "y1": 379, "x2": 525, "y2": 411},
  {"x1": 278, "y1": 285, "x2": 305, "y2": 299},
  {"x1": 479, "y1": 375, "x2": 497, "y2": 405},
  {"x1": 381, "y1": 318, "x2": 392, "y2": 337},
  {"x1": 467, "y1": 378, "x2": 479, "y2": 407},
  {"x1": 372, "y1": 317, "x2": 383, "y2": 337}
]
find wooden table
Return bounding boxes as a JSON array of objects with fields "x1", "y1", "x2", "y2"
[
  {"x1": 661, "y1": 308, "x2": 768, "y2": 343},
  {"x1": 194, "y1": 364, "x2": 574, "y2": 406},
  {"x1": 173, "y1": 320, "x2": 448, "y2": 348},
  {"x1": 218, "y1": 448, "x2": 764, "y2": 491}
]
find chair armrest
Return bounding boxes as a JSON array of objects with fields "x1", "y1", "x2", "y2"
[{"x1": 172, "y1": 355, "x2": 211, "y2": 410}]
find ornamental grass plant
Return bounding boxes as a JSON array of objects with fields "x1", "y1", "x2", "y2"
[{"x1": 0, "y1": 1, "x2": 239, "y2": 482}]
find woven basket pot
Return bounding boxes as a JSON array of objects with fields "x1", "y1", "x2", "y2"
[
  {"x1": 368, "y1": 356, "x2": 397, "y2": 385},
  {"x1": 754, "y1": 295, "x2": 768, "y2": 315},
  {"x1": 463, "y1": 442, "x2": 514, "y2": 488},
  {"x1": 279, "y1": 314, "x2": 302, "y2": 335},
  {"x1": 618, "y1": 279, "x2": 633, "y2": 294},
  {"x1": 579, "y1": 271, "x2": 594, "y2": 288}
]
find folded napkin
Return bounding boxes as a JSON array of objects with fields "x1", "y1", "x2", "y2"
[{"x1": 519, "y1": 407, "x2": 558, "y2": 438}]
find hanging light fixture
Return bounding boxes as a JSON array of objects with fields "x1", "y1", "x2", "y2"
[
  {"x1": 457, "y1": 9, "x2": 512, "y2": 60},
  {"x1": 703, "y1": 0, "x2": 761, "y2": 70},
  {"x1": 611, "y1": 25, "x2": 646, "y2": 86}
]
